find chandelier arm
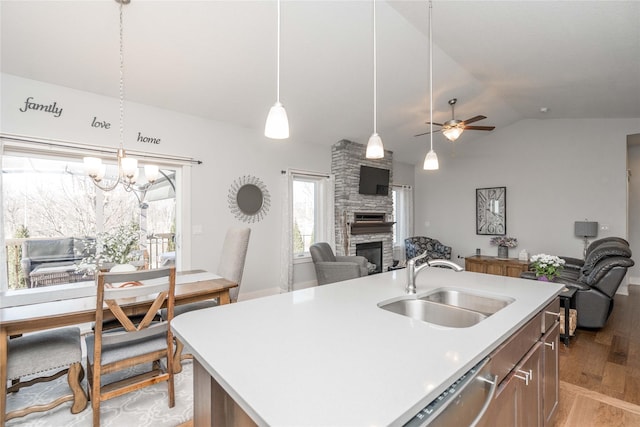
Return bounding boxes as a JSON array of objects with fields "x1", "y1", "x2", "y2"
[{"x1": 90, "y1": 176, "x2": 122, "y2": 192}]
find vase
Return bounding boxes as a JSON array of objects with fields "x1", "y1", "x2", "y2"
[
  {"x1": 497, "y1": 246, "x2": 509, "y2": 259},
  {"x1": 537, "y1": 275, "x2": 555, "y2": 282},
  {"x1": 109, "y1": 263, "x2": 137, "y2": 273}
]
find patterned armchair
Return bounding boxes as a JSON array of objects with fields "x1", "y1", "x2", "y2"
[{"x1": 404, "y1": 236, "x2": 452, "y2": 267}]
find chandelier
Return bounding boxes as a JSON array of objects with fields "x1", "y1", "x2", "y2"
[{"x1": 84, "y1": 0, "x2": 159, "y2": 194}]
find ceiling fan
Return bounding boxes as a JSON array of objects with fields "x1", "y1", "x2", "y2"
[{"x1": 415, "y1": 98, "x2": 495, "y2": 141}]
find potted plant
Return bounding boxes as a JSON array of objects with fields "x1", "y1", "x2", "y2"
[
  {"x1": 490, "y1": 236, "x2": 518, "y2": 259},
  {"x1": 78, "y1": 222, "x2": 142, "y2": 272},
  {"x1": 529, "y1": 253, "x2": 566, "y2": 281}
]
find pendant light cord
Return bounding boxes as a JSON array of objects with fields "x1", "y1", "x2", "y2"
[
  {"x1": 373, "y1": 0, "x2": 377, "y2": 134},
  {"x1": 428, "y1": 0, "x2": 433, "y2": 152},
  {"x1": 276, "y1": 0, "x2": 281, "y2": 103},
  {"x1": 119, "y1": 0, "x2": 125, "y2": 151}
]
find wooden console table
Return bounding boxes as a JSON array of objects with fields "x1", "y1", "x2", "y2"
[{"x1": 465, "y1": 255, "x2": 529, "y2": 278}]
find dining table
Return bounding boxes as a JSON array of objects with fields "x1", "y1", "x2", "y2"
[{"x1": 0, "y1": 270, "x2": 237, "y2": 427}]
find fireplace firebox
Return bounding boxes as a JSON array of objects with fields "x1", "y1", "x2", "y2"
[{"x1": 356, "y1": 241, "x2": 383, "y2": 274}]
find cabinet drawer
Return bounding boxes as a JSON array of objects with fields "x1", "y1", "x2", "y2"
[
  {"x1": 542, "y1": 298, "x2": 560, "y2": 334},
  {"x1": 490, "y1": 311, "x2": 542, "y2": 386}
]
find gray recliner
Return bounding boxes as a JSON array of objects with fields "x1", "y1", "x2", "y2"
[
  {"x1": 558, "y1": 237, "x2": 630, "y2": 280},
  {"x1": 310, "y1": 242, "x2": 368, "y2": 285},
  {"x1": 521, "y1": 238, "x2": 634, "y2": 328}
]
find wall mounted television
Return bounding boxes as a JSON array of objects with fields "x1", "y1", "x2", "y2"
[{"x1": 358, "y1": 165, "x2": 390, "y2": 196}]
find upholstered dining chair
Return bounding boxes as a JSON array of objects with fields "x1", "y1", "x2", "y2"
[
  {"x1": 86, "y1": 267, "x2": 176, "y2": 427},
  {"x1": 4, "y1": 327, "x2": 87, "y2": 422},
  {"x1": 166, "y1": 226, "x2": 251, "y2": 371}
]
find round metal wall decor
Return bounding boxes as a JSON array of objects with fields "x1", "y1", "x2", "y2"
[{"x1": 228, "y1": 175, "x2": 271, "y2": 223}]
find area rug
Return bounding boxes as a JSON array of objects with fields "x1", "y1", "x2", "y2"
[{"x1": 6, "y1": 362, "x2": 193, "y2": 427}]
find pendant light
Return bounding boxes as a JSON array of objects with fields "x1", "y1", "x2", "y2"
[
  {"x1": 423, "y1": 0, "x2": 439, "y2": 170},
  {"x1": 366, "y1": 0, "x2": 384, "y2": 159},
  {"x1": 264, "y1": 0, "x2": 289, "y2": 139}
]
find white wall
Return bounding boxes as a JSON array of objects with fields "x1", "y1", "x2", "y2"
[
  {"x1": 1, "y1": 74, "x2": 331, "y2": 299},
  {"x1": 392, "y1": 161, "x2": 414, "y2": 186},
  {"x1": 413, "y1": 118, "x2": 639, "y2": 283}
]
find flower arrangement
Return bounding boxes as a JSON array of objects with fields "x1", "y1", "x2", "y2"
[
  {"x1": 78, "y1": 223, "x2": 141, "y2": 271},
  {"x1": 530, "y1": 253, "x2": 566, "y2": 281},
  {"x1": 489, "y1": 236, "x2": 518, "y2": 248}
]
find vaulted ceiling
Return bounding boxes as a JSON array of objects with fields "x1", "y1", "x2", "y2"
[{"x1": 2, "y1": 1, "x2": 639, "y2": 164}]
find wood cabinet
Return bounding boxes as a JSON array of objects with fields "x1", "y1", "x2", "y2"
[
  {"x1": 477, "y1": 298, "x2": 560, "y2": 427},
  {"x1": 542, "y1": 321, "x2": 560, "y2": 425},
  {"x1": 465, "y1": 255, "x2": 529, "y2": 278}
]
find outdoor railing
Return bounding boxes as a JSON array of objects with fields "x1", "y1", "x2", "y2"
[{"x1": 4, "y1": 234, "x2": 175, "y2": 290}]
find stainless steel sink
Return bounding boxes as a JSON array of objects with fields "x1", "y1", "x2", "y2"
[
  {"x1": 379, "y1": 299, "x2": 487, "y2": 328},
  {"x1": 378, "y1": 288, "x2": 513, "y2": 328},
  {"x1": 420, "y1": 289, "x2": 514, "y2": 316}
]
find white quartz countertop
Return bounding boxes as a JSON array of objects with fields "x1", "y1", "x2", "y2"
[{"x1": 171, "y1": 268, "x2": 563, "y2": 426}]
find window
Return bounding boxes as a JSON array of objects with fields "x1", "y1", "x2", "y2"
[
  {"x1": 392, "y1": 185, "x2": 413, "y2": 259},
  {"x1": 291, "y1": 172, "x2": 334, "y2": 258},
  {"x1": 2, "y1": 147, "x2": 177, "y2": 292}
]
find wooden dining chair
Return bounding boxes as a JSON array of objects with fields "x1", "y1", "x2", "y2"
[
  {"x1": 5, "y1": 327, "x2": 87, "y2": 422},
  {"x1": 86, "y1": 267, "x2": 176, "y2": 427}
]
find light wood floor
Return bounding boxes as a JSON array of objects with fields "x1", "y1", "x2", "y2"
[{"x1": 554, "y1": 285, "x2": 640, "y2": 426}]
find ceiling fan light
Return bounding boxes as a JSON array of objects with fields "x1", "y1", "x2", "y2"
[
  {"x1": 423, "y1": 149, "x2": 439, "y2": 170},
  {"x1": 265, "y1": 102, "x2": 290, "y2": 139},
  {"x1": 442, "y1": 126, "x2": 463, "y2": 142},
  {"x1": 366, "y1": 133, "x2": 384, "y2": 159}
]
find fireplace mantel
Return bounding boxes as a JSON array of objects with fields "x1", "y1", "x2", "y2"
[{"x1": 350, "y1": 221, "x2": 395, "y2": 235}]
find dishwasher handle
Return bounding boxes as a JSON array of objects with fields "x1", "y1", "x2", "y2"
[{"x1": 469, "y1": 374, "x2": 498, "y2": 427}]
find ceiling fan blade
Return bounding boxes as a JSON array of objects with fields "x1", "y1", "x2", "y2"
[
  {"x1": 463, "y1": 125, "x2": 495, "y2": 131},
  {"x1": 414, "y1": 129, "x2": 442, "y2": 137},
  {"x1": 424, "y1": 121, "x2": 444, "y2": 126},
  {"x1": 461, "y1": 115, "x2": 486, "y2": 125}
]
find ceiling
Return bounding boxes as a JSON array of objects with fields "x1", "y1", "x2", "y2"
[{"x1": 2, "y1": 1, "x2": 639, "y2": 164}]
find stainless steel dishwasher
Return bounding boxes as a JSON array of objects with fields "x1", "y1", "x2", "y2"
[{"x1": 403, "y1": 357, "x2": 497, "y2": 427}]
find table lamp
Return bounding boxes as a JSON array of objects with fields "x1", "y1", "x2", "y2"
[{"x1": 575, "y1": 221, "x2": 598, "y2": 258}]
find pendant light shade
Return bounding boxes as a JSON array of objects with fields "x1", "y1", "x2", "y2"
[
  {"x1": 265, "y1": 101, "x2": 289, "y2": 139},
  {"x1": 366, "y1": 133, "x2": 384, "y2": 159},
  {"x1": 423, "y1": 0, "x2": 439, "y2": 170},
  {"x1": 265, "y1": 0, "x2": 289, "y2": 140},
  {"x1": 366, "y1": 0, "x2": 384, "y2": 159},
  {"x1": 423, "y1": 149, "x2": 439, "y2": 170}
]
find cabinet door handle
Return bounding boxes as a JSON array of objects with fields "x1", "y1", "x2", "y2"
[
  {"x1": 515, "y1": 370, "x2": 530, "y2": 386},
  {"x1": 545, "y1": 310, "x2": 561, "y2": 319},
  {"x1": 544, "y1": 340, "x2": 555, "y2": 351}
]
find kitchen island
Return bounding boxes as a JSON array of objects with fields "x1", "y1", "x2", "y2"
[{"x1": 171, "y1": 266, "x2": 563, "y2": 426}]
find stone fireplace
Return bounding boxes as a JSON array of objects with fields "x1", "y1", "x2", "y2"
[{"x1": 332, "y1": 140, "x2": 393, "y2": 272}]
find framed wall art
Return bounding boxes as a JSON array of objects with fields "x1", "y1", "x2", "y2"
[{"x1": 476, "y1": 187, "x2": 506, "y2": 235}]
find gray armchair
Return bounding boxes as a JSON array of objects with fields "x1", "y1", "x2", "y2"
[{"x1": 310, "y1": 242, "x2": 368, "y2": 285}]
